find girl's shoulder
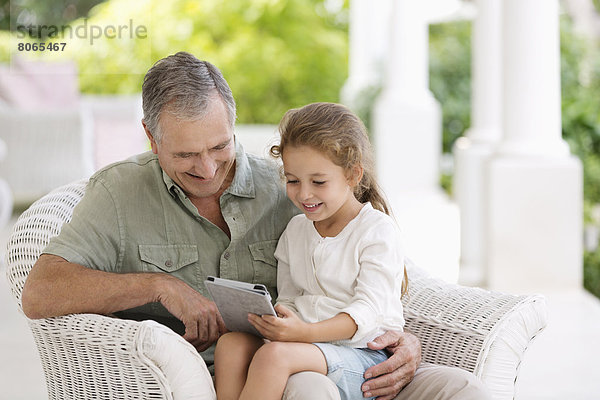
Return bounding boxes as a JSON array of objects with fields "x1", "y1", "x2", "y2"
[
  {"x1": 355, "y1": 203, "x2": 401, "y2": 237},
  {"x1": 285, "y1": 213, "x2": 311, "y2": 231},
  {"x1": 358, "y1": 202, "x2": 396, "y2": 225}
]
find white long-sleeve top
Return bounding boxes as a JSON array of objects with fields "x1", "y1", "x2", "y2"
[{"x1": 275, "y1": 202, "x2": 405, "y2": 348}]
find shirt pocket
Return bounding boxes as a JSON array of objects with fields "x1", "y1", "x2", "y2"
[
  {"x1": 248, "y1": 239, "x2": 278, "y2": 285},
  {"x1": 139, "y1": 244, "x2": 198, "y2": 273}
]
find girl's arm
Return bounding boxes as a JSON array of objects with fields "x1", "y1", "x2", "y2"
[
  {"x1": 338, "y1": 220, "x2": 406, "y2": 345},
  {"x1": 304, "y1": 311, "x2": 358, "y2": 343},
  {"x1": 273, "y1": 229, "x2": 302, "y2": 312},
  {"x1": 248, "y1": 305, "x2": 357, "y2": 343}
]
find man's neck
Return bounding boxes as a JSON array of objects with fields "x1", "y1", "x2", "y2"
[
  {"x1": 188, "y1": 161, "x2": 236, "y2": 238},
  {"x1": 191, "y1": 194, "x2": 231, "y2": 238}
]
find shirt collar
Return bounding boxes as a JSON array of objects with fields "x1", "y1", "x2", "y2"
[
  {"x1": 162, "y1": 136, "x2": 256, "y2": 200},
  {"x1": 226, "y1": 138, "x2": 256, "y2": 198}
]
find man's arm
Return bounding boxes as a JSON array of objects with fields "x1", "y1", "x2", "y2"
[
  {"x1": 22, "y1": 254, "x2": 226, "y2": 351},
  {"x1": 361, "y1": 330, "x2": 421, "y2": 400}
]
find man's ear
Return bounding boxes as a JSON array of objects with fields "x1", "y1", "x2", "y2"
[
  {"x1": 347, "y1": 164, "x2": 364, "y2": 187},
  {"x1": 142, "y1": 120, "x2": 159, "y2": 154}
]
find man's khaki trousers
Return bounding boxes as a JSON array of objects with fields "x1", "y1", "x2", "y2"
[{"x1": 283, "y1": 363, "x2": 492, "y2": 400}]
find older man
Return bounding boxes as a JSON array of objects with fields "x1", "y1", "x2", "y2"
[{"x1": 22, "y1": 52, "x2": 489, "y2": 399}]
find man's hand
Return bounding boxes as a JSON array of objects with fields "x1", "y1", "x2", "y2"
[
  {"x1": 156, "y1": 275, "x2": 227, "y2": 351},
  {"x1": 361, "y1": 330, "x2": 421, "y2": 399},
  {"x1": 248, "y1": 304, "x2": 310, "y2": 342},
  {"x1": 22, "y1": 255, "x2": 226, "y2": 352}
]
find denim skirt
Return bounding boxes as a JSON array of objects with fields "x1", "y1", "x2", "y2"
[{"x1": 314, "y1": 343, "x2": 388, "y2": 400}]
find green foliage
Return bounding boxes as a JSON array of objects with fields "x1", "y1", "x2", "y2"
[
  {"x1": 429, "y1": 20, "x2": 472, "y2": 153},
  {"x1": 585, "y1": 247, "x2": 600, "y2": 298},
  {"x1": 439, "y1": 173, "x2": 453, "y2": 196},
  {"x1": 0, "y1": 30, "x2": 10, "y2": 62},
  {"x1": 0, "y1": 0, "x2": 104, "y2": 32},
  {"x1": 560, "y1": 16, "x2": 600, "y2": 299},
  {"x1": 0, "y1": 0, "x2": 348, "y2": 124},
  {"x1": 560, "y1": 16, "x2": 600, "y2": 207},
  {"x1": 350, "y1": 84, "x2": 381, "y2": 141}
]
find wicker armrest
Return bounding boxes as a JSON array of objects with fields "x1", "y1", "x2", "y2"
[
  {"x1": 403, "y1": 264, "x2": 547, "y2": 400},
  {"x1": 5, "y1": 180, "x2": 215, "y2": 399},
  {"x1": 27, "y1": 313, "x2": 214, "y2": 400}
]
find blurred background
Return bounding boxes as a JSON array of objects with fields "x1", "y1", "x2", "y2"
[{"x1": 1, "y1": 0, "x2": 599, "y2": 398}]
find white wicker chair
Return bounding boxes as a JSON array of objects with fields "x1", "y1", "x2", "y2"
[
  {"x1": 0, "y1": 107, "x2": 95, "y2": 205},
  {"x1": 5, "y1": 180, "x2": 547, "y2": 400}
]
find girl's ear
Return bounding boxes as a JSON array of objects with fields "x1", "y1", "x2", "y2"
[{"x1": 347, "y1": 164, "x2": 364, "y2": 187}]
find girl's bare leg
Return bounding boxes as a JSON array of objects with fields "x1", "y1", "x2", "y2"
[
  {"x1": 239, "y1": 342, "x2": 327, "y2": 400},
  {"x1": 214, "y1": 332, "x2": 264, "y2": 400}
]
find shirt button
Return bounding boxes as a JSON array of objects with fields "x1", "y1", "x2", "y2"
[
  {"x1": 223, "y1": 252, "x2": 230, "y2": 260},
  {"x1": 165, "y1": 260, "x2": 173, "y2": 268}
]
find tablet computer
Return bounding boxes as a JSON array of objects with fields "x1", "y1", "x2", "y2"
[{"x1": 205, "y1": 276, "x2": 277, "y2": 337}]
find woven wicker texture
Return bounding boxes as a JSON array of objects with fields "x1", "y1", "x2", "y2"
[
  {"x1": 5, "y1": 180, "x2": 547, "y2": 400},
  {"x1": 5, "y1": 180, "x2": 214, "y2": 400},
  {"x1": 403, "y1": 260, "x2": 547, "y2": 399}
]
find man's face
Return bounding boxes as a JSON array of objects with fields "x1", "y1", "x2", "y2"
[{"x1": 145, "y1": 98, "x2": 236, "y2": 201}]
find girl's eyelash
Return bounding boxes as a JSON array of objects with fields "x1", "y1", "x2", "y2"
[{"x1": 285, "y1": 179, "x2": 325, "y2": 184}]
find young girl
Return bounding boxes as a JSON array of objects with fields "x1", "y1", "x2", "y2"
[{"x1": 214, "y1": 102, "x2": 407, "y2": 400}]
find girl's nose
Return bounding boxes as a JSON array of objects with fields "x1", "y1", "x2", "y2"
[{"x1": 298, "y1": 184, "x2": 312, "y2": 201}]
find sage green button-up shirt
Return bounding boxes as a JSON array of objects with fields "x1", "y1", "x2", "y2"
[{"x1": 44, "y1": 140, "x2": 299, "y2": 340}]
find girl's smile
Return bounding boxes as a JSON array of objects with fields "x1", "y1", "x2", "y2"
[{"x1": 302, "y1": 202, "x2": 323, "y2": 212}]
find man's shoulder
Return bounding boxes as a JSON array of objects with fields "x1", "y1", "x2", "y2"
[
  {"x1": 91, "y1": 151, "x2": 159, "y2": 186},
  {"x1": 245, "y1": 153, "x2": 287, "y2": 197},
  {"x1": 246, "y1": 153, "x2": 280, "y2": 179}
]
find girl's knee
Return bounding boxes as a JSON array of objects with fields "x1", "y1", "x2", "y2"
[
  {"x1": 252, "y1": 341, "x2": 289, "y2": 367},
  {"x1": 216, "y1": 332, "x2": 261, "y2": 355}
]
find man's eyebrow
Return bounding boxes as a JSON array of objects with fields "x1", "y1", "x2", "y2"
[
  {"x1": 213, "y1": 138, "x2": 232, "y2": 148},
  {"x1": 173, "y1": 152, "x2": 198, "y2": 157}
]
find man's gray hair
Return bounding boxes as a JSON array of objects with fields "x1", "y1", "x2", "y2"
[{"x1": 142, "y1": 52, "x2": 237, "y2": 143}]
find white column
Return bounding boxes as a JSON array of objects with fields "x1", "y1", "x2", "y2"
[
  {"x1": 497, "y1": 0, "x2": 570, "y2": 158},
  {"x1": 340, "y1": 0, "x2": 391, "y2": 108},
  {"x1": 373, "y1": 0, "x2": 442, "y2": 197},
  {"x1": 486, "y1": 0, "x2": 582, "y2": 292},
  {"x1": 453, "y1": 0, "x2": 502, "y2": 286},
  {"x1": 373, "y1": 1, "x2": 460, "y2": 283}
]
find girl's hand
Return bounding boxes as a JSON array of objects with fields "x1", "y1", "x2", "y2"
[{"x1": 248, "y1": 304, "x2": 312, "y2": 342}]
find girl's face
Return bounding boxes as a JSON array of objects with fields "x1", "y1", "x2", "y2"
[{"x1": 282, "y1": 145, "x2": 361, "y2": 234}]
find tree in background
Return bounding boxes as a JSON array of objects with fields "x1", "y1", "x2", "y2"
[
  {"x1": 0, "y1": 0, "x2": 103, "y2": 33},
  {"x1": 0, "y1": 0, "x2": 348, "y2": 124}
]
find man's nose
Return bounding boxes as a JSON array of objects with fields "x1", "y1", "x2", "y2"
[{"x1": 193, "y1": 156, "x2": 217, "y2": 179}]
